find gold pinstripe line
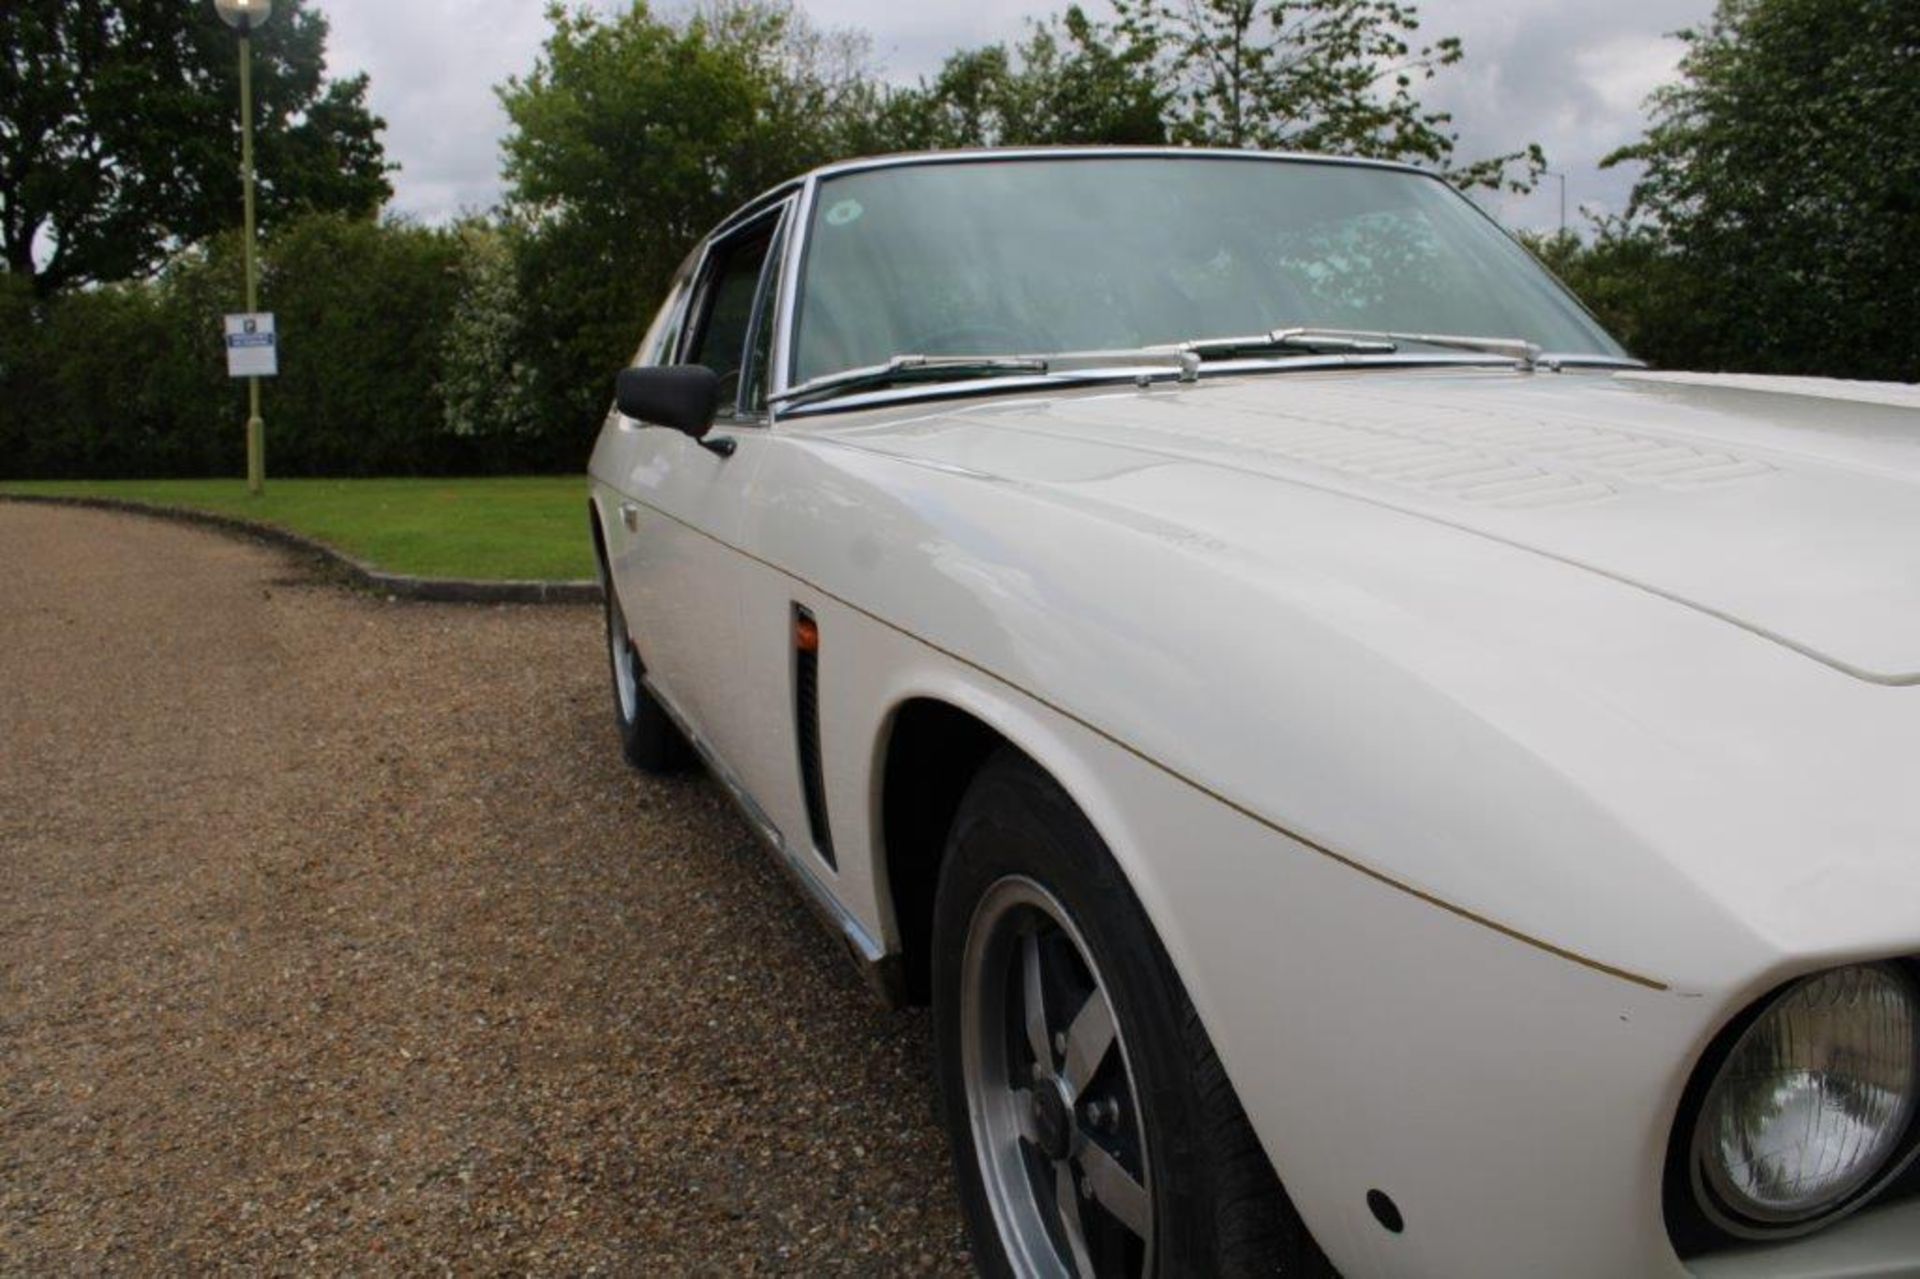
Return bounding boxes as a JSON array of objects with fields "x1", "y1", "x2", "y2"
[{"x1": 605, "y1": 487, "x2": 1671, "y2": 993}]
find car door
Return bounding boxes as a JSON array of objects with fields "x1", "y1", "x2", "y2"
[
  {"x1": 605, "y1": 205, "x2": 788, "y2": 758},
  {"x1": 711, "y1": 202, "x2": 860, "y2": 879}
]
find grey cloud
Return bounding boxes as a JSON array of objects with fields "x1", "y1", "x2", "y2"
[
  {"x1": 320, "y1": 0, "x2": 615, "y2": 222},
  {"x1": 315, "y1": 0, "x2": 1711, "y2": 232},
  {"x1": 1419, "y1": 0, "x2": 1712, "y2": 228}
]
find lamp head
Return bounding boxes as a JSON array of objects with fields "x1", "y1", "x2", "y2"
[{"x1": 214, "y1": 0, "x2": 274, "y2": 31}]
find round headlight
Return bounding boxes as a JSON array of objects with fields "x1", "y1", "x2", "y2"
[{"x1": 1695, "y1": 964, "x2": 1919, "y2": 1231}]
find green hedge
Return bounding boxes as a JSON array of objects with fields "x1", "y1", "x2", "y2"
[{"x1": 0, "y1": 214, "x2": 606, "y2": 480}]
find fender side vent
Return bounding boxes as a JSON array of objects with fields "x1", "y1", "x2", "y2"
[{"x1": 793, "y1": 604, "x2": 835, "y2": 867}]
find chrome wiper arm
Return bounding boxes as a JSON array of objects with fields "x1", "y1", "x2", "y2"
[
  {"x1": 1183, "y1": 327, "x2": 1543, "y2": 367},
  {"x1": 1291, "y1": 328, "x2": 1544, "y2": 364},
  {"x1": 1182, "y1": 328, "x2": 1398, "y2": 357},
  {"x1": 768, "y1": 348, "x2": 1208, "y2": 410},
  {"x1": 767, "y1": 354, "x2": 1049, "y2": 409}
]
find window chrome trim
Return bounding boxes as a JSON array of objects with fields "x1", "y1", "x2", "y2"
[
  {"x1": 768, "y1": 173, "x2": 817, "y2": 416},
  {"x1": 734, "y1": 198, "x2": 795, "y2": 420}
]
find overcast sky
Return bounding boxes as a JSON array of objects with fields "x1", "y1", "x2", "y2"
[{"x1": 318, "y1": 0, "x2": 1713, "y2": 233}]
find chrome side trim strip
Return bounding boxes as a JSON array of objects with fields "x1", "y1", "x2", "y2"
[{"x1": 639, "y1": 673, "x2": 908, "y2": 1007}]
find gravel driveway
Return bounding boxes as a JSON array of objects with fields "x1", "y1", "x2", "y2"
[{"x1": 0, "y1": 503, "x2": 968, "y2": 1274}]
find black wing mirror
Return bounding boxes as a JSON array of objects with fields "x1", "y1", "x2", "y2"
[{"x1": 616, "y1": 365, "x2": 722, "y2": 438}]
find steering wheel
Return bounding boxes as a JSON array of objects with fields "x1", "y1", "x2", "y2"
[{"x1": 906, "y1": 322, "x2": 1041, "y2": 356}]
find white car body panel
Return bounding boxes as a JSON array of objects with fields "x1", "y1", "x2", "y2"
[
  {"x1": 587, "y1": 151, "x2": 1920, "y2": 1277},
  {"x1": 739, "y1": 373, "x2": 1920, "y2": 984},
  {"x1": 603, "y1": 427, "x2": 768, "y2": 764}
]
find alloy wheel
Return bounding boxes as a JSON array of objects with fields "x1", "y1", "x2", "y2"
[
  {"x1": 960, "y1": 875, "x2": 1153, "y2": 1278},
  {"x1": 601, "y1": 572, "x2": 639, "y2": 723}
]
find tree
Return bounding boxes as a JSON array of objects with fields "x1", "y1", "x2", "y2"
[
  {"x1": 256, "y1": 215, "x2": 466, "y2": 475},
  {"x1": 905, "y1": 7, "x2": 1170, "y2": 148},
  {"x1": 1520, "y1": 224, "x2": 1718, "y2": 369},
  {"x1": 1103, "y1": 0, "x2": 1542, "y2": 190},
  {"x1": 496, "y1": 0, "x2": 897, "y2": 457},
  {"x1": 1604, "y1": 0, "x2": 1920, "y2": 380},
  {"x1": 439, "y1": 219, "x2": 543, "y2": 464},
  {"x1": 0, "y1": 0, "x2": 391, "y2": 296}
]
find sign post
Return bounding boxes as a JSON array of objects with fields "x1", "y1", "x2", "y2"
[
  {"x1": 225, "y1": 307, "x2": 276, "y2": 496},
  {"x1": 224, "y1": 313, "x2": 279, "y2": 379}
]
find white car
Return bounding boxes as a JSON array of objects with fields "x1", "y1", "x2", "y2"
[{"x1": 586, "y1": 149, "x2": 1920, "y2": 1278}]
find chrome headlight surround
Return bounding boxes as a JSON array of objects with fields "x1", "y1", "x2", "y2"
[{"x1": 1671, "y1": 962, "x2": 1920, "y2": 1249}]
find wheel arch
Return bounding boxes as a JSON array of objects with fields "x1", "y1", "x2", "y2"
[
  {"x1": 876, "y1": 697, "x2": 1011, "y2": 1004},
  {"x1": 586, "y1": 497, "x2": 610, "y2": 570},
  {"x1": 870, "y1": 681, "x2": 1335, "y2": 1270},
  {"x1": 870, "y1": 680, "x2": 1189, "y2": 1013}
]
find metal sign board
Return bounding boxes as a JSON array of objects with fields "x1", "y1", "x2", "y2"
[{"x1": 224, "y1": 312, "x2": 279, "y2": 378}]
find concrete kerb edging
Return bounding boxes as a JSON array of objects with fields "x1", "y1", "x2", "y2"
[{"x1": 0, "y1": 493, "x2": 603, "y2": 606}]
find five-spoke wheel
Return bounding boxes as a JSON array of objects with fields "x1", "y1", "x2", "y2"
[
  {"x1": 934, "y1": 752, "x2": 1332, "y2": 1279},
  {"x1": 963, "y1": 877, "x2": 1152, "y2": 1277}
]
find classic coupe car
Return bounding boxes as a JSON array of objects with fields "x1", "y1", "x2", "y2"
[{"x1": 586, "y1": 149, "x2": 1920, "y2": 1277}]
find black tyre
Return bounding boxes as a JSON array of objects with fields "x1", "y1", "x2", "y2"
[
  {"x1": 932, "y1": 750, "x2": 1331, "y2": 1278},
  {"x1": 599, "y1": 560, "x2": 692, "y2": 773}
]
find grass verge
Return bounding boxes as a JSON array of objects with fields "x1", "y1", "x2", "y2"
[{"x1": 0, "y1": 477, "x2": 594, "y2": 582}]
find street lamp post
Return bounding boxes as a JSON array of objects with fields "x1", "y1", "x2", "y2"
[{"x1": 215, "y1": 0, "x2": 274, "y2": 495}]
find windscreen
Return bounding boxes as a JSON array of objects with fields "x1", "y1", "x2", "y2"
[{"x1": 793, "y1": 156, "x2": 1626, "y2": 383}]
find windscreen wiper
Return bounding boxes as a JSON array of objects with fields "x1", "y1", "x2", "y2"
[
  {"x1": 1183, "y1": 327, "x2": 1543, "y2": 367},
  {"x1": 767, "y1": 354, "x2": 1050, "y2": 410},
  {"x1": 768, "y1": 349, "x2": 1202, "y2": 411}
]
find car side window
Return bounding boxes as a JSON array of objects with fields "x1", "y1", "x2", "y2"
[
  {"x1": 686, "y1": 224, "x2": 775, "y2": 417},
  {"x1": 635, "y1": 264, "x2": 694, "y2": 367}
]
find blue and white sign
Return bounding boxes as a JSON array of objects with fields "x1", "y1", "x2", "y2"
[{"x1": 223, "y1": 312, "x2": 279, "y2": 378}]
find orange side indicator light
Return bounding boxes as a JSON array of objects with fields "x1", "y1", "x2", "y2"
[{"x1": 794, "y1": 614, "x2": 820, "y2": 653}]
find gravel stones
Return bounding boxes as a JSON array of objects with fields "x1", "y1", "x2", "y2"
[{"x1": 0, "y1": 504, "x2": 969, "y2": 1274}]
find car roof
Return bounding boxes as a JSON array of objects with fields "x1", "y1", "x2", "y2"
[
  {"x1": 808, "y1": 145, "x2": 1430, "y2": 183},
  {"x1": 707, "y1": 146, "x2": 1437, "y2": 240}
]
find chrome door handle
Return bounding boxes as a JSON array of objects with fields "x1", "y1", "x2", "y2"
[{"x1": 619, "y1": 502, "x2": 641, "y2": 533}]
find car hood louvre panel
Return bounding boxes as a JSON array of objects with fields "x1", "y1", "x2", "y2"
[{"x1": 824, "y1": 370, "x2": 1920, "y2": 685}]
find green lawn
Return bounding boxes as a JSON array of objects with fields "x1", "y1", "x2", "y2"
[{"x1": 0, "y1": 477, "x2": 595, "y2": 581}]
